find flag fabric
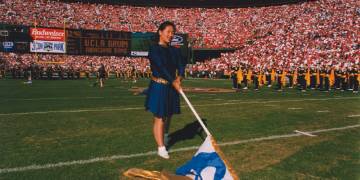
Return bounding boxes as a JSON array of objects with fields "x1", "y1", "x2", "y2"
[
  {"x1": 177, "y1": 90, "x2": 239, "y2": 180},
  {"x1": 176, "y1": 136, "x2": 238, "y2": 180},
  {"x1": 124, "y1": 168, "x2": 191, "y2": 180}
]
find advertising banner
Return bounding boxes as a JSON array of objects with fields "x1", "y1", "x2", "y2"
[{"x1": 30, "y1": 28, "x2": 66, "y2": 53}]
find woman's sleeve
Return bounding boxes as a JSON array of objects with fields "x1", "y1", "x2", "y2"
[
  {"x1": 148, "y1": 46, "x2": 175, "y2": 83},
  {"x1": 176, "y1": 48, "x2": 186, "y2": 77}
]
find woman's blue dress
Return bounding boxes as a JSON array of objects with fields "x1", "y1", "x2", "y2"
[{"x1": 145, "y1": 44, "x2": 185, "y2": 118}]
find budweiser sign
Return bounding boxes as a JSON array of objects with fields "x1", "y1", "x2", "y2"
[{"x1": 30, "y1": 28, "x2": 65, "y2": 41}]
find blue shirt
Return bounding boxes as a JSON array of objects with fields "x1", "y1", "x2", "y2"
[{"x1": 148, "y1": 44, "x2": 185, "y2": 84}]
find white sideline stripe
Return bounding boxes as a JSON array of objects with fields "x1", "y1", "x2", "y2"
[
  {"x1": 0, "y1": 96, "x2": 141, "y2": 101},
  {"x1": 0, "y1": 97, "x2": 359, "y2": 116},
  {"x1": 348, "y1": 114, "x2": 360, "y2": 117},
  {"x1": 1, "y1": 97, "x2": 105, "y2": 101},
  {"x1": 228, "y1": 96, "x2": 359, "y2": 102},
  {"x1": 0, "y1": 124, "x2": 359, "y2": 174},
  {"x1": 294, "y1": 130, "x2": 317, "y2": 137},
  {"x1": 217, "y1": 124, "x2": 360, "y2": 146},
  {"x1": 288, "y1": 107, "x2": 303, "y2": 110},
  {"x1": 264, "y1": 104, "x2": 280, "y2": 107},
  {"x1": 0, "y1": 107, "x2": 144, "y2": 116},
  {"x1": 317, "y1": 110, "x2": 330, "y2": 113}
]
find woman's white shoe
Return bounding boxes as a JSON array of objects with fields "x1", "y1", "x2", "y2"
[{"x1": 158, "y1": 146, "x2": 170, "y2": 159}]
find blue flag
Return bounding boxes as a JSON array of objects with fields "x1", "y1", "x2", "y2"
[{"x1": 176, "y1": 136, "x2": 236, "y2": 180}]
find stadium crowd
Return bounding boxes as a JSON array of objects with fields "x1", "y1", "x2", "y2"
[
  {"x1": 1, "y1": 0, "x2": 357, "y2": 48},
  {"x1": 0, "y1": 0, "x2": 359, "y2": 91},
  {"x1": 0, "y1": 52, "x2": 151, "y2": 79}
]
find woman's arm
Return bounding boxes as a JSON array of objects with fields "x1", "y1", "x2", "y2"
[
  {"x1": 148, "y1": 46, "x2": 175, "y2": 83},
  {"x1": 176, "y1": 48, "x2": 186, "y2": 79},
  {"x1": 173, "y1": 48, "x2": 185, "y2": 92}
]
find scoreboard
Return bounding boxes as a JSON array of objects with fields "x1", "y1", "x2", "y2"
[
  {"x1": 0, "y1": 24, "x2": 30, "y2": 53},
  {"x1": 66, "y1": 29, "x2": 131, "y2": 56}
]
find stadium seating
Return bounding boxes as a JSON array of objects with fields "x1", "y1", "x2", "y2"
[{"x1": 0, "y1": 0, "x2": 358, "y2": 77}]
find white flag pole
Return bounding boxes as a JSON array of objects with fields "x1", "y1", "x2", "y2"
[
  {"x1": 179, "y1": 89, "x2": 212, "y2": 137},
  {"x1": 179, "y1": 89, "x2": 240, "y2": 179}
]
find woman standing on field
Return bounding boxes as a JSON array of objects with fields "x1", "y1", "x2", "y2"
[{"x1": 145, "y1": 21, "x2": 185, "y2": 159}]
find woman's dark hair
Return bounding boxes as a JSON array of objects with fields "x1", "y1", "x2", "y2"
[{"x1": 154, "y1": 21, "x2": 176, "y2": 43}]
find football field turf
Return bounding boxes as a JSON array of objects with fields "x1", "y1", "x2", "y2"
[{"x1": 0, "y1": 78, "x2": 359, "y2": 179}]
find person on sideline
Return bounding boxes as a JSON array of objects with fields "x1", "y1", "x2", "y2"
[{"x1": 145, "y1": 21, "x2": 185, "y2": 159}]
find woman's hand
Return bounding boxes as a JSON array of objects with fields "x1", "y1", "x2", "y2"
[
  {"x1": 172, "y1": 78, "x2": 182, "y2": 92},
  {"x1": 175, "y1": 76, "x2": 183, "y2": 82}
]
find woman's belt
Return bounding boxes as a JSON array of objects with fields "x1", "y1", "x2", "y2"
[{"x1": 151, "y1": 76, "x2": 169, "y2": 85}]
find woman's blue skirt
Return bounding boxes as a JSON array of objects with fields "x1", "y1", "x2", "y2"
[{"x1": 145, "y1": 80, "x2": 181, "y2": 118}]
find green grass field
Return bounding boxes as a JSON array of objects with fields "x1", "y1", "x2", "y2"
[{"x1": 0, "y1": 78, "x2": 359, "y2": 180}]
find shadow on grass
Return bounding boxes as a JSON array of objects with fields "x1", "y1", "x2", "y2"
[{"x1": 167, "y1": 119, "x2": 208, "y2": 150}]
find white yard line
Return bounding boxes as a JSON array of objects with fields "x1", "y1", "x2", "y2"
[
  {"x1": 0, "y1": 97, "x2": 359, "y2": 116},
  {"x1": 294, "y1": 130, "x2": 317, "y2": 137},
  {"x1": 0, "y1": 124, "x2": 359, "y2": 174},
  {"x1": 317, "y1": 110, "x2": 330, "y2": 113},
  {"x1": 0, "y1": 96, "x2": 143, "y2": 101},
  {"x1": 288, "y1": 107, "x2": 303, "y2": 110},
  {"x1": 0, "y1": 107, "x2": 145, "y2": 116},
  {"x1": 348, "y1": 114, "x2": 360, "y2": 118},
  {"x1": 228, "y1": 97, "x2": 359, "y2": 103},
  {"x1": 1, "y1": 97, "x2": 105, "y2": 101},
  {"x1": 263, "y1": 104, "x2": 280, "y2": 107}
]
